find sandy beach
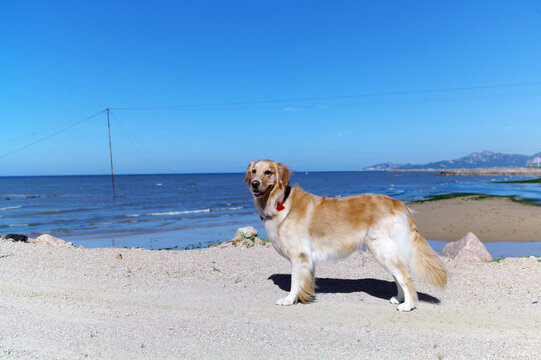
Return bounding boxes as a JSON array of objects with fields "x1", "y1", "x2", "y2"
[
  {"x1": 409, "y1": 195, "x2": 541, "y2": 242},
  {"x1": 0, "y1": 241, "x2": 539, "y2": 360},
  {"x1": 1, "y1": 196, "x2": 541, "y2": 359}
]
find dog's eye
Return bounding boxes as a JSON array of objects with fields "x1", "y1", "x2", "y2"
[
  {"x1": 252, "y1": 169, "x2": 256, "y2": 174},
  {"x1": 264, "y1": 170, "x2": 272, "y2": 175}
]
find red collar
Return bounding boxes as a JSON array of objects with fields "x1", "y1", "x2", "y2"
[{"x1": 276, "y1": 186, "x2": 291, "y2": 211}]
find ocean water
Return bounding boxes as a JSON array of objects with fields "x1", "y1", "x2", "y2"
[{"x1": 1, "y1": 171, "x2": 540, "y2": 255}]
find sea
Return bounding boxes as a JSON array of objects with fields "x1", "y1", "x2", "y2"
[{"x1": 1, "y1": 171, "x2": 541, "y2": 256}]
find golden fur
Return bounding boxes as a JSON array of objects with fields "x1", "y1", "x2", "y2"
[{"x1": 244, "y1": 160, "x2": 447, "y2": 311}]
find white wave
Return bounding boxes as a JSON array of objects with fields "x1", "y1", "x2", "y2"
[
  {"x1": 148, "y1": 208, "x2": 211, "y2": 216},
  {"x1": 156, "y1": 183, "x2": 163, "y2": 186},
  {"x1": 125, "y1": 214, "x2": 141, "y2": 218},
  {"x1": 0, "y1": 206, "x2": 23, "y2": 211},
  {"x1": 212, "y1": 206, "x2": 244, "y2": 211},
  {"x1": 5, "y1": 224, "x2": 29, "y2": 227}
]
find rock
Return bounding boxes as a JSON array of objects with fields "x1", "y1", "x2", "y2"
[
  {"x1": 4, "y1": 234, "x2": 29, "y2": 242},
  {"x1": 441, "y1": 232, "x2": 492, "y2": 262},
  {"x1": 116, "y1": 253, "x2": 123, "y2": 260},
  {"x1": 30, "y1": 234, "x2": 74, "y2": 248},
  {"x1": 214, "y1": 226, "x2": 269, "y2": 248},
  {"x1": 234, "y1": 226, "x2": 258, "y2": 240}
]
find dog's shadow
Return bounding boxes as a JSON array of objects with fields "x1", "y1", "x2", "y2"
[{"x1": 268, "y1": 274, "x2": 441, "y2": 304}]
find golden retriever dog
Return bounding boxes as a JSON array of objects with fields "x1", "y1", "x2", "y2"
[{"x1": 244, "y1": 160, "x2": 447, "y2": 311}]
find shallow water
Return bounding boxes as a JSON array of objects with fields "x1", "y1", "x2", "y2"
[
  {"x1": 429, "y1": 240, "x2": 541, "y2": 258},
  {"x1": 1, "y1": 171, "x2": 540, "y2": 253}
]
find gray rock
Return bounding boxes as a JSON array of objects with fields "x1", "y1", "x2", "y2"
[{"x1": 441, "y1": 232, "x2": 492, "y2": 262}]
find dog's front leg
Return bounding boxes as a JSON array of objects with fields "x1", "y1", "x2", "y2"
[{"x1": 276, "y1": 253, "x2": 315, "y2": 306}]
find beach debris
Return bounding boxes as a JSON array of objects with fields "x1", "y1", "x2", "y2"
[
  {"x1": 211, "y1": 262, "x2": 221, "y2": 272},
  {"x1": 30, "y1": 234, "x2": 75, "y2": 248},
  {"x1": 116, "y1": 253, "x2": 123, "y2": 260},
  {"x1": 3, "y1": 234, "x2": 29, "y2": 242},
  {"x1": 441, "y1": 232, "x2": 492, "y2": 262}
]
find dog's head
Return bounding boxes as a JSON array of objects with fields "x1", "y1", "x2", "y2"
[{"x1": 243, "y1": 160, "x2": 291, "y2": 198}]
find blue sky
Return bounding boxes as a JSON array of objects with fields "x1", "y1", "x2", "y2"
[{"x1": 1, "y1": 1, "x2": 541, "y2": 175}]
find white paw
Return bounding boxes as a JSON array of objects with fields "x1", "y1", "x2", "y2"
[
  {"x1": 390, "y1": 296, "x2": 401, "y2": 305},
  {"x1": 396, "y1": 303, "x2": 415, "y2": 312},
  {"x1": 275, "y1": 295, "x2": 297, "y2": 306}
]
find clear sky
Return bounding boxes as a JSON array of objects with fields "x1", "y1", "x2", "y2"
[{"x1": 1, "y1": 1, "x2": 541, "y2": 175}]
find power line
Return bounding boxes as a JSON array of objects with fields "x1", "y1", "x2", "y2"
[
  {"x1": 0, "y1": 109, "x2": 106, "y2": 159},
  {"x1": 111, "y1": 81, "x2": 541, "y2": 111},
  {"x1": 123, "y1": 116, "x2": 508, "y2": 156},
  {"x1": 110, "y1": 111, "x2": 176, "y2": 173},
  {"x1": 3, "y1": 81, "x2": 541, "y2": 150},
  {"x1": 109, "y1": 90, "x2": 541, "y2": 113},
  {"x1": 0, "y1": 111, "x2": 106, "y2": 146}
]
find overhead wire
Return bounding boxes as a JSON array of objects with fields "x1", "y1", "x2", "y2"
[
  {"x1": 0, "y1": 109, "x2": 106, "y2": 160},
  {"x1": 110, "y1": 111, "x2": 177, "y2": 173},
  {"x1": 121, "y1": 116, "x2": 477, "y2": 156},
  {"x1": 2, "y1": 81, "x2": 541, "y2": 164},
  {"x1": 110, "y1": 81, "x2": 541, "y2": 111}
]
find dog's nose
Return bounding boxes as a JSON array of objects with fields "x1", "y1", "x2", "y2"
[{"x1": 251, "y1": 180, "x2": 260, "y2": 188}]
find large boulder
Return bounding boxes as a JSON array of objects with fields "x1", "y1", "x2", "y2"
[
  {"x1": 441, "y1": 232, "x2": 492, "y2": 262},
  {"x1": 30, "y1": 234, "x2": 74, "y2": 248}
]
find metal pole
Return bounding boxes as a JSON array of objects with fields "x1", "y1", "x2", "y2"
[{"x1": 107, "y1": 108, "x2": 116, "y2": 199}]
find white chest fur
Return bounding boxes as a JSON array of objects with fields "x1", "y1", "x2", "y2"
[{"x1": 263, "y1": 211, "x2": 289, "y2": 259}]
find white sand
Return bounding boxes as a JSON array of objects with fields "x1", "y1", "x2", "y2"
[{"x1": 0, "y1": 241, "x2": 540, "y2": 359}]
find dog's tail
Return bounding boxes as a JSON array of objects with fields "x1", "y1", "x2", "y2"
[{"x1": 408, "y1": 216, "x2": 447, "y2": 287}]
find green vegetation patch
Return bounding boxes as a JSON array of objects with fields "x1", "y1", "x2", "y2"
[
  {"x1": 495, "y1": 178, "x2": 541, "y2": 184},
  {"x1": 409, "y1": 193, "x2": 541, "y2": 206},
  {"x1": 489, "y1": 256, "x2": 506, "y2": 263},
  {"x1": 409, "y1": 193, "x2": 485, "y2": 203},
  {"x1": 509, "y1": 197, "x2": 540, "y2": 206}
]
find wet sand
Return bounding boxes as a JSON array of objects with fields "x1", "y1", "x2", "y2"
[{"x1": 409, "y1": 195, "x2": 541, "y2": 242}]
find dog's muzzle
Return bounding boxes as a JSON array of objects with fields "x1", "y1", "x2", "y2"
[{"x1": 251, "y1": 180, "x2": 263, "y2": 197}]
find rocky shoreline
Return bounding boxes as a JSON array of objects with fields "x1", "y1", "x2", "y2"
[{"x1": 388, "y1": 167, "x2": 541, "y2": 176}]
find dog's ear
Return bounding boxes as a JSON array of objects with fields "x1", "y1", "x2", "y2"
[
  {"x1": 275, "y1": 162, "x2": 291, "y2": 187},
  {"x1": 243, "y1": 161, "x2": 255, "y2": 183}
]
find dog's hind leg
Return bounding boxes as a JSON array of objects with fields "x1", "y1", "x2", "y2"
[
  {"x1": 366, "y1": 238, "x2": 418, "y2": 311},
  {"x1": 276, "y1": 252, "x2": 315, "y2": 306},
  {"x1": 388, "y1": 266, "x2": 417, "y2": 311},
  {"x1": 389, "y1": 275, "x2": 405, "y2": 305}
]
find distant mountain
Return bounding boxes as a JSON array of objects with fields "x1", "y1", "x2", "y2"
[{"x1": 364, "y1": 151, "x2": 541, "y2": 170}]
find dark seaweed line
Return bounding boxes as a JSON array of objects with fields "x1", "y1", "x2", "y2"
[
  {"x1": 494, "y1": 178, "x2": 541, "y2": 184},
  {"x1": 408, "y1": 193, "x2": 541, "y2": 206}
]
